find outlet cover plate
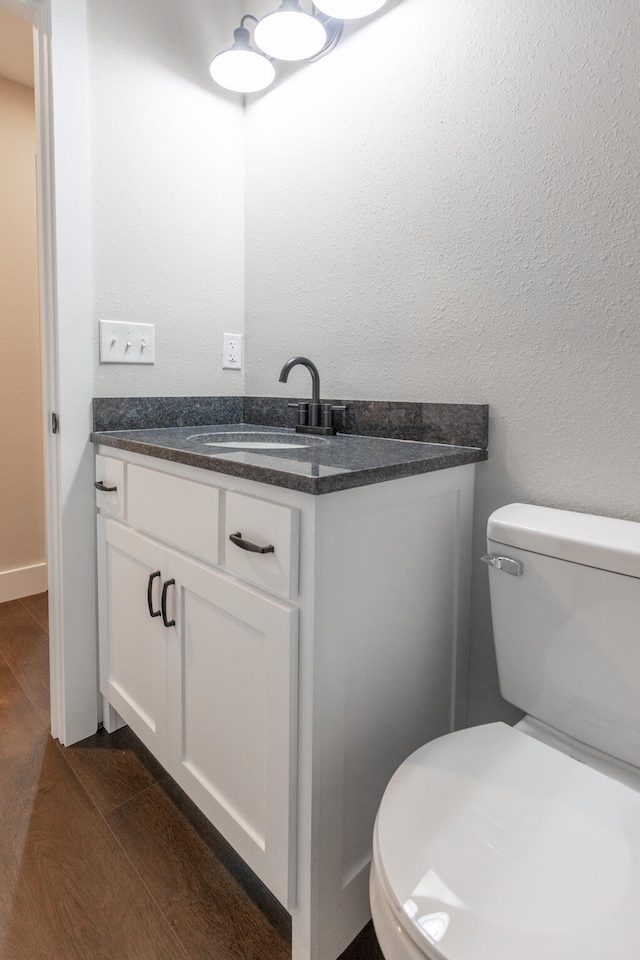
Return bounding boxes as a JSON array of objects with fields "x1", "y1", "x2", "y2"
[{"x1": 223, "y1": 333, "x2": 242, "y2": 369}]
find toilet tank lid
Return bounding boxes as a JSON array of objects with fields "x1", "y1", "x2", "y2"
[{"x1": 488, "y1": 503, "x2": 640, "y2": 577}]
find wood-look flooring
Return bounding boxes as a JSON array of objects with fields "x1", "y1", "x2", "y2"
[{"x1": 0, "y1": 594, "x2": 384, "y2": 960}]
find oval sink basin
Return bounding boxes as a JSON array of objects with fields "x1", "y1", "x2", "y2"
[{"x1": 187, "y1": 431, "x2": 329, "y2": 451}]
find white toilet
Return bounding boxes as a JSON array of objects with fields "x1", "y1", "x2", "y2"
[{"x1": 370, "y1": 503, "x2": 640, "y2": 960}]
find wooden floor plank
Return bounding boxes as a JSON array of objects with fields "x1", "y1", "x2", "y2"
[
  {"x1": 0, "y1": 603, "x2": 50, "y2": 727},
  {"x1": 106, "y1": 779, "x2": 291, "y2": 960},
  {"x1": 0, "y1": 659, "x2": 48, "y2": 762},
  {"x1": 0, "y1": 660, "x2": 51, "y2": 922},
  {"x1": 0, "y1": 601, "x2": 27, "y2": 628},
  {"x1": 0, "y1": 738, "x2": 189, "y2": 960},
  {"x1": 62, "y1": 725, "x2": 167, "y2": 815},
  {"x1": 19, "y1": 593, "x2": 49, "y2": 634}
]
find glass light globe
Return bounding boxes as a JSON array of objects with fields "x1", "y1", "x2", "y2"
[
  {"x1": 254, "y1": 1, "x2": 328, "y2": 61},
  {"x1": 209, "y1": 26, "x2": 275, "y2": 94},
  {"x1": 313, "y1": 0, "x2": 387, "y2": 18}
]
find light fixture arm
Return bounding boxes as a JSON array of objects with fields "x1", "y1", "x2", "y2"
[
  {"x1": 307, "y1": 6, "x2": 344, "y2": 61},
  {"x1": 231, "y1": 14, "x2": 263, "y2": 53},
  {"x1": 235, "y1": 14, "x2": 275, "y2": 63}
]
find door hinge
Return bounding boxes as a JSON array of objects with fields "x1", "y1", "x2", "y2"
[{"x1": 51, "y1": 412, "x2": 59, "y2": 434}]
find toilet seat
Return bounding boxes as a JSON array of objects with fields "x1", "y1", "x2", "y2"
[{"x1": 373, "y1": 722, "x2": 640, "y2": 960}]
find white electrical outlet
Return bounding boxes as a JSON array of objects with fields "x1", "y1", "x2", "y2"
[
  {"x1": 223, "y1": 333, "x2": 242, "y2": 369},
  {"x1": 99, "y1": 320, "x2": 155, "y2": 364}
]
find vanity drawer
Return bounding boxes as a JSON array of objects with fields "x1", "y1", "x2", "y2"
[
  {"x1": 95, "y1": 455, "x2": 126, "y2": 519},
  {"x1": 127, "y1": 464, "x2": 221, "y2": 566},
  {"x1": 224, "y1": 492, "x2": 300, "y2": 599}
]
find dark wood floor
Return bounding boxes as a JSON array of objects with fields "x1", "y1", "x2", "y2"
[{"x1": 0, "y1": 594, "x2": 384, "y2": 960}]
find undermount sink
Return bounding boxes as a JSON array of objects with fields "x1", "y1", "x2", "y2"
[{"x1": 187, "y1": 431, "x2": 330, "y2": 451}]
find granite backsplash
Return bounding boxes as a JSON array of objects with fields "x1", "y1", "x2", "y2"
[{"x1": 92, "y1": 396, "x2": 488, "y2": 454}]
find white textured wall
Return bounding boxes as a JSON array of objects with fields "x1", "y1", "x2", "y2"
[
  {"x1": 0, "y1": 77, "x2": 45, "y2": 576},
  {"x1": 90, "y1": 0, "x2": 245, "y2": 397},
  {"x1": 245, "y1": 0, "x2": 640, "y2": 723}
]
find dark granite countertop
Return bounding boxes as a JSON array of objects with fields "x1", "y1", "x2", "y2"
[{"x1": 91, "y1": 422, "x2": 485, "y2": 495}]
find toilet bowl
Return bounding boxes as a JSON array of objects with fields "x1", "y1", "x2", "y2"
[{"x1": 370, "y1": 504, "x2": 640, "y2": 960}]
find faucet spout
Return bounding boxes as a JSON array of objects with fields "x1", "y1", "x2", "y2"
[
  {"x1": 279, "y1": 356, "x2": 344, "y2": 434},
  {"x1": 278, "y1": 356, "x2": 321, "y2": 406}
]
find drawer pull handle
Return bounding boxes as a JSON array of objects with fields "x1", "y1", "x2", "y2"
[
  {"x1": 229, "y1": 532, "x2": 275, "y2": 555},
  {"x1": 94, "y1": 480, "x2": 118, "y2": 492},
  {"x1": 147, "y1": 571, "x2": 162, "y2": 618},
  {"x1": 161, "y1": 579, "x2": 176, "y2": 628}
]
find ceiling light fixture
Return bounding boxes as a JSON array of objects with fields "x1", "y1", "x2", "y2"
[
  {"x1": 209, "y1": 15, "x2": 275, "y2": 93},
  {"x1": 209, "y1": 1, "x2": 388, "y2": 95},
  {"x1": 254, "y1": 0, "x2": 328, "y2": 62}
]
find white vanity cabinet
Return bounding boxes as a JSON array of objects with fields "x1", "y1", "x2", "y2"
[
  {"x1": 97, "y1": 461, "x2": 298, "y2": 905},
  {"x1": 95, "y1": 446, "x2": 476, "y2": 960}
]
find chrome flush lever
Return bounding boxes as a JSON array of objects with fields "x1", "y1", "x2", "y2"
[{"x1": 481, "y1": 554, "x2": 523, "y2": 577}]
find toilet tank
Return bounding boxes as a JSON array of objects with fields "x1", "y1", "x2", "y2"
[{"x1": 486, "y1": 503, "x2": 640, "y2": 768}]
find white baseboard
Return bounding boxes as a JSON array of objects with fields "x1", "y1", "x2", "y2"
[{"x1": 0, "y1": 562, "x2": 48, "y2": 603}]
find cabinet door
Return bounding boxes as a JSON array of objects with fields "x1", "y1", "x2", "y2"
[
  {"x1": 98, "y1": 517, "x2": 169, "y2": 765},
  {"x1": 165, "y1": 550, "x2": 299, "y2": 908}
]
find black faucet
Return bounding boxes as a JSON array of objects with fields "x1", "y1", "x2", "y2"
[{"x1": 278, "y1": 357, "x2": 345, "y2": 435}]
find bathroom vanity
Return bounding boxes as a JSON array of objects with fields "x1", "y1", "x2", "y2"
[{"x1": 92, "y1": 411, "x2": 485, "y2": 960}]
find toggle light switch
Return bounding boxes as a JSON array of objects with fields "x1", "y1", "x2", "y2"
[{"x1": 99, "y1": 320, "x2": 155, "y2": 364}]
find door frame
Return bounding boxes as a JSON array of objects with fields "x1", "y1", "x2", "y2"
[{"x1": 3, "y1": 0, "x2": 97, "y2": 744}]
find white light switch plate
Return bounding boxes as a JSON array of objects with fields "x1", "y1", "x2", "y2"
[{"x1": 99, "y1": 320, "x2": 155, "y2": 364}]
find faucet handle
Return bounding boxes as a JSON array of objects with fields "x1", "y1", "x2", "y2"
[
  {"x1": 287, "y1": 401, "x2": 309, "y2": 426},
  {"x1": 320, "y1": 403, "x2": 347, "y2": 429}
]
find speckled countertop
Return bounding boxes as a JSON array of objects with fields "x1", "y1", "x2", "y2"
[{"x1": 91, "y1": 422, "x2": 485, "y2": 495}]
